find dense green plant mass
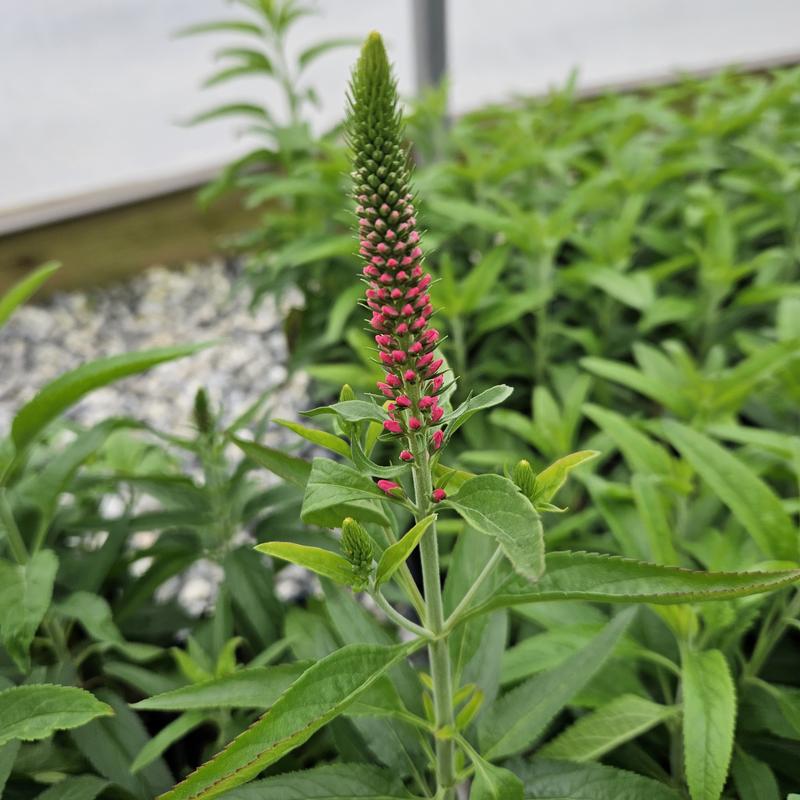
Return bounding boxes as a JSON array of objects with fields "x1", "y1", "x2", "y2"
[{"x1": 1, "y1": 23, "x2": 800, "y2": 800}]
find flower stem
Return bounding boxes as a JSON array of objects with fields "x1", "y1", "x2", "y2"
[
  {"x1": 410, "y1": 433, "x2": 457, "y2": 799},
  {"x1": 372, "y1": 590, "x2": 433, "y2": 640}
]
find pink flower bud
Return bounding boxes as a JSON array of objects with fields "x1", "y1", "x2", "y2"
[
  {"x1": 375, "y1": 334, "x2": 392, "y2": 347},
  {"x1": 409, "y1": 341, "x2": 423, "y2": 355},
  {"x1": 427, "y1": 358, "x2": 444, "y2": 375},
  {"x1": 432, "y1": 429, "x2": 444, "y2": 449},
  {"x1": 379, "y1": 352, "x2": 393, "y2": 366},
  {"x1": 401, "y1": 256, "x2": 413, "y2": 266},
  {"x1": 382, "y1": 305, "x2": 399, "y2": 317},
  {"x1": 408, "y1": 417, "x2": 422, "y2": 430},
  {"x1": 390, "y1": 288, "x2": 403, "y2": 299},
  {"x1": 383, "y1": 419, "x2": 402, "y2": 434},
  {"x1": 377, "y1": 382, "x2": 395, "y2": 398},
  {"x1": 412, "y1": 318, "x2": 426, "y2": 330},
  {"x1": 417, "y1": 353, "x2": 434, "y2": 368},
  {"x1": 396, "y1": 322, "x2": 409, "y2": 334},
  {"x1": 371, "y1": 256, "x2": 385, "y2": 266},
  {"x1": 385, "y1": 229, "x2": 396, "y2": 240},
  {"x1": 363, "y1": 265, "x2": 380, "y2": 278},
  {"x1": 396, "y1": 271, "x2": 409, "y2": 281},
  {"x1": 401, "y1": 303, "x2": 414, "y2": 316},
  {"x1": 431, "y1": 375, "x2": 444, "y2": 391},
  {"x1": 379, "y1": 273, "x2": 393, "y2": 284},
  {"x1": 386, "y1": 373, "x2": 402, "y2": 387},
  {"x1": 412, "y1": 265, "x2": 423, "y2": 278},
  {"x1": 406, "y1": 287, "x2": 420, "y2": 299},
  {"x1": 376, "y1": 242, "x2": 389, "y2": 254},
  {"x1": 431, "y1": 405, "x2": 444, "y2": 423},
  {"x1": 370, "y1": 313, "x2": 385, "y2": 329},
  {"x1": 399, "y1": 450, "x2": 413, "y2": 462},
  {"x1": 424, "y1": 328, "x2": 439, "y2": 343},
  {"x1": 432, "y1": 488, "x2": 447, "y2": 503},
  {"x1": 386, "y1": 258, "x2": 399, "y2": 268},
  {"x1": 404, "y1": 369, "x2": 416, "y2": 381},
  {"x1": 410, "y1": 247, "x2": 423, "y2": 259},
  {"x1": 419, "y1": 274, "x2": 432, "y2": 289},
  {"x1": 378, "y1": 479, "x2": 401, "y2": 493},
  {"x1": 415, "y1": 294, "x2": 430, "y2": 309},
  {"x1": 396, "y1": 395, "x2": 412, "y2": 408},
  {"x1": 419, "y1": 395, "x2": 435, "y2": 409},
  {"x1": 392, "y1": 350, "x2": 407, "y2": 363}
]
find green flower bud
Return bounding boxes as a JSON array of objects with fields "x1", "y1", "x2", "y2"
[
  {"x1": 339, "y1": 384, "x2": 356, "y2": 403},
  {"x1": 512, "y1": 459, "x2": 536, "y2": 500},
  {"x1": 341, "y1": 517, "x2": 374, "y2": 589},
  {"x1": 193, "y1": 388, "x2": 214, "y2": 435}
]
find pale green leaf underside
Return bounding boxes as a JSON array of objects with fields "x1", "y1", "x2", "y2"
[
  {"x1": 255, "y1": 542, "x2": 357, "y2": 586},
  {"x1": 376, "y1": 513, "x2": 436, "y2": 585}
]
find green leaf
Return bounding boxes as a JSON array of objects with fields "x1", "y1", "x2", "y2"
[
  {"x1": 532, "y1": 450, "x2": 599, "y2": 506},
  {"x1": 212, "y1": 763, "x2": 412, "y2": 798},
  {"x1": 34, "y1": 775, "x2": 109, "y2": 800},
  {"x1": 12, "y1": 344, "x2": 210, "y2": 452},
  {"x1": 273, "y1": 419, "x2": 350, "y2": 457},
  {"x1": 303, "y1": 400, "x2": 387, "y2": 424},
  {"x1": 661, "y1": 420, "x2": 798, "y2": 561},
  {"x1": 539, "y1": 693, "x2": 677, "y2": 761},
  {"x1": 255, "y1": 542, "x2": 357, "y2": 587},
  {"x1": 514, "y1": 758, "x2": 682, "y2": 800},
  {"x1": 57, "y1": 591, "x2": 161, "y2": 662},
  {"x1": 375, "y1": 514, "x2": 436, "y2": 585},
  {"x1": 458, "y1": 246, "x2": 511, "y2": 314},
  {"x1": 132, "y1": 664, "x2": 307, "y2": 711},
  {"x1": 444, "y1": 474, "x2": 544, "y2": 582},
  {"x1": 298, "y1": 37, "x2": 361, "y2": 70},
  {"x1": 682, "y1": 648, "x2": 736, "y2": 800},
  {"x1": 0, "y1": 261, "x2": 59, "y2": 327},
  {"x1": 160, "y1": 642, "x2": 419, "y2": 799},
  {"x1": 0, "y1": 740, "x2": 19, "y2": 796},
  {"x1": 731, "y1": 749, "x2": 780, "y2": 800},
  {"x1": 0, "y1": 549, "x2": 58, "y2": 671},
  {"x1": 176, "y1": 20, "x2": 264, "y2": 38},
  {"x1": 231, "y1": 436, "x2": 310, "y2": 488},
  {"x1": 0, "y1": 684, "x2": 113, "y2": 745},
  {"x1": 186, "y1": 103, "x2": 270, "y2": 126},
  {"x1": 131, "y1": 711, "x2": 206, "y2": 773},
  {"x1": 301, "y1": 457, "x2": 393, "y2": 528},
  {"x1": 468, "y1": 751, "x2": 523, "y2": 800},
  {"x1": 478, "y1": 609, "x2": 636, "y2": 759},
  {"x1": 443, "y1": 385, "x2": 513, "y2": 440},
  {"x1": 468, "y1": 551, "x2": 800, "y2": 617}
]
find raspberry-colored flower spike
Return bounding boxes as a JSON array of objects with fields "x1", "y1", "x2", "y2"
[{"x1": 347, "y1": 32, "x2": 447, "y2": 458}]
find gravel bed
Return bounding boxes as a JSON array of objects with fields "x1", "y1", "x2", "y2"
[{"x1": 1, "y1": 259, "x2": 317, "y2": 611}]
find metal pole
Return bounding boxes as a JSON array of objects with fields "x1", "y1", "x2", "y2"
[{"x1": 412, "y1": 0, "x2": 447, "y2": 94}]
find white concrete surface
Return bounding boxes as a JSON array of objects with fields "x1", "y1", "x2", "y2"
[{"x1": 1, "y1": 0, "x2": 798, "y2": 217}]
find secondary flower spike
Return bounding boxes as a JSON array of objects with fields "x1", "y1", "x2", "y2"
[{"x1": 347, "y1": 32, "x2": 447, "y2": 456}]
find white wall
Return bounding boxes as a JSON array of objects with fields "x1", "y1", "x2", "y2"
[{"x1": 2, "y1": 0, "x2": 798, "y2": 217}]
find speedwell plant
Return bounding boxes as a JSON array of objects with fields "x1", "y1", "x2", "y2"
[{"x1": 152, "y1": 35, "x2": 800, "y2": 800}]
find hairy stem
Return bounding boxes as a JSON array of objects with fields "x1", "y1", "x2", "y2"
[{"x1": 410, "y1": 434, "x2": 457, "y2": 799}]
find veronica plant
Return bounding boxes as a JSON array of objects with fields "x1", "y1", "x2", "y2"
[{"x1": 146, "y1": 35, "x2": 800, "y2": 800}]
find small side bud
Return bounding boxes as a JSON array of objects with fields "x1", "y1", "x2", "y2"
[
  {"x1": 193, "y1": 388, "x2": 214, "y2": 434},
  {"x1": 341, "y1": 517, "x2": 374, "y2": 589},
  {"x1": 339, "y1": 384, "x2": 356, "y2": 403},
  {"x1": 513, "y1": 460, "x2": 536, "y2": 499}
]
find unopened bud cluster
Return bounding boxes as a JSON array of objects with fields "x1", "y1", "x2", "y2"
[{"x1": 341, "y1": 517, "x2": 374, "y2": 589}]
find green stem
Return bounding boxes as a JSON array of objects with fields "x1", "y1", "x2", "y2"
[
  {"x1": 0, "y1": 488, "x2": 29, "y2": 564},
  {"x1": 409, "y1": 433, "x2": 457, "y2": 799},
  {"x1": 372, "y1": 590, "x2": 432, "y2": 640}
]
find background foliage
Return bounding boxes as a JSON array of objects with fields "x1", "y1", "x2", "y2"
[{"x1": 0, "y1": 3, "x2": 799, "y2": 796}]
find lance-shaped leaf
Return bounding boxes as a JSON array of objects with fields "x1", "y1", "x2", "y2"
[
  {"x1": 132, "y1": 711, "x2": 206, "y2": 773},
  {"x1": 160, "y1": 641, "x2": 419, "y2": 800},
  {"x1": 272, "y1": 419, "x2": 350, "y2": 458},
  {"x1": 0, "y1": 684, "x2": 113, "y2": 746},
  {"x1": 132, "y1": 664, "x2": 308, "y2": 712},
  {"x1": 465, "y1": 551, "x2": 800, "y2": 618},
  {"x1": 0, "y1": 261, "x2": 59, "y2": 328},
  {"x1": 0, "y1": 549, "x2": 58, "y2": 671},
  {"x1": 12, "y1": 344, "x2": 210, "y2": 452},
  {"x1": 231, "y1": 437, "x2": 311, "y2": 488},
  {"x1": 301, "y1": 458, "x2": 394, "y2": 527},
  {"x1": 539, "y1": 693, "x2": 678, "y2": 761},
  {"x1": 661, "y1": 420, "x2": 798, "y2": 561},
  {"x1": 442, "y1": 384, "x2": 513, "y2": 440},
  {"x1": 255, "y1": 542, "x2": 358, "y2": 587},
  {"x1": 212, "y1": 763, "x2": 411, "y2": 799},
  {"x1": 375, "y1": 514, "x2": 436, "y2": 585},
  {"x1": 478, "y1": 609, "x2": 635, "y2": 760},
  {"x1": 304, "y1": 400, "x2": 387, "y2": 424},
  {"x1": 532, "y1": 450, "x2": 599, "y2": 508},
  {"x1": 443, "y1": 475, "x2": 544, "y2": 582},
  {"x1": 682, "y1": 648, "x2": 736, "y2": 800}
]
